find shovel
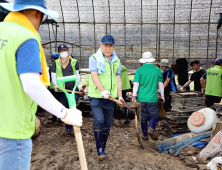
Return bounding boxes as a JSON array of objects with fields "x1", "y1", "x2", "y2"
[
  {"x1": 135, "y1": 110, "x2": 144, "y2": 149},
  {"x1": 57, "y1": 75, "x2": 88, "y2": 170}
]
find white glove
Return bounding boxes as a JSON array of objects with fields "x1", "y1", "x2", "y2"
[
  {"x1": 160, "y1": 96, "x2": 165, "y2": 103},
  {"x1": 132, "y1": 96, "x2": 137, "y2": 102},
  {"x1": 118, "y1": 97, "x2": 125, "y2": 106},
  {"x1": 54, "y1": 84, "x2": 60, "y2": 91},
  {"x1": 101, "y1": 90, "x2": 110, "y2": 99},
  {"x1": 61, "y1": 108, "x2": 83, "y2": 127}
]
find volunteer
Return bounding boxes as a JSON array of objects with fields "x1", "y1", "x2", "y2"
[
  {"x1": 132, "y1": 52, "x2": 164, "y2": 141},
  {"x1": 88, "y1": 35, "x2": 125, "y2": 160},
  {"x1": 0, "y1": 1, "x2": 82, "y2": 169},
  {"x1": 160, "y1": 59, "x2": 176, "y2": 112},
  {"x1": 51, "y1": 44, "x2": 83, "y2": 134}
]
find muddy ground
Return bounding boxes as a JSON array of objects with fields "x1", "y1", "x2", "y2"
[{"x1": 31, "y1": 110, "x2": 204, "y2": 170}]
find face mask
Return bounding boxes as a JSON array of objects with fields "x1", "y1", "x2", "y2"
[{"x1": 60, "y1": 52, "x2": 68, "y2": 59}]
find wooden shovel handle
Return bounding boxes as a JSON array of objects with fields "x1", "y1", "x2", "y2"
[
  {"x1": 219, "y1": 98, "x2": 222, "y2": 105},
  {"x1": 70, "y1": 106, "x2": 88, "y2": 170},
  {"x1": 135, "y1": 115, "x2": 138, "y2": 129},
  {"x1": 109, "y1": 95, "x2": 123, "y2": 105},
  {"x1": 59, "y1": 88, "x2": 87, "y2": 95}
]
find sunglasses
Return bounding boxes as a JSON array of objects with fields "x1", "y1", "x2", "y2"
[{"x1": 40, "y1": 13, "x2": 48, "y2": 24}]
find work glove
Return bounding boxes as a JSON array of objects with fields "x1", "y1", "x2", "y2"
[
  {"x1": 79, "y1": 88, "x2": 84, "y2": 96},
  {"x1": 132, "y1": 96, "x2": 137, "y2": 102},
  {"x1": 61, "y1": 108, "x2": 83, "y2": 127},
  {"x1": 201, "y1": 88, "x2": 205, "y2": 93},
  {"x1": 179, "y1": 87, "x2": 185, "y2": 91},
  {"x1": 160, "y1": 96, "x2": 165, "y2": 103},
  {"x1": 54, "y1": 84, "x2": 60, "y2": 92},
  {"x1": 101, "y1": 90, "x2": 111, "y2": 99},
  {"x1": 118, "y1": 97, "x2": 125, "y2": 107}
]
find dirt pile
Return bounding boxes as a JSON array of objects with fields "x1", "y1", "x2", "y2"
[{"x1": 31, "y1": 112, "x2": 197, "y2": 170}]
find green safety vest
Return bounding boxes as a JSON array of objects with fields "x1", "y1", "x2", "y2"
[
  {"x1": 205, "y1": 65, "x2": 222, "y2": 97},
  {"x1": 88, "y1": 54, "x2": 120, "y2": 98},
  {"x1": 121, "y1": 65, "x2": 131, "y2": 90},
  {"x1": 0, "y1": 21, "x2": 40, "y2": 139},
  {"x1": 55, "y1": 57, "x2": 77, "y2": 90}
]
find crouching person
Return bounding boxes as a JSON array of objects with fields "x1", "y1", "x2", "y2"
[{"x1": 132, "y1": 52, "x2": 164, "y2": 141}]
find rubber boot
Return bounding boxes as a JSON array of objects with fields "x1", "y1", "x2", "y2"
[
  {"x1": 141, "y1": 121, "x2": 148, "y2": 140},
  {"x1": 69, "y1": 125, "x2": 74, "y2": 135},
  {"x1": 48, "y1": 115, "x2": 57, "y2": 122},
  {"x1": 102, "y1": 133, "x2": 109, "y2": 155},
  {"x1": 148, "y1": 117, "x2": 158, "y2": 141},
  {"x1": 94, "y1": 129, "x2": 106, "y2": 160},
  {"x1": 65, "y1": 124, "x2": 74, "y2": 134},
  {"x1": 124, "y1": 109, "x2": 130, "y2": 124}
]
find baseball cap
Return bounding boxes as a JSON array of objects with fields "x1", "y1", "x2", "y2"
[
  {"x1": 101, "y1": 35, "x2": 115, "y2": 45},
  {"x1": 0, "y1": 0, "x2": 59, "y2": 19},
  {"x1": 58, "y1": 44, "x2": 68, "y2": 52},
  {"x1": 215, "y1": 58, "x2": 222, "y2": 65},
  {"x1": 190, "y1": 60, "x2": 200, "y2": 66},
  {"x1": 51, "y1": 52, "x2": 59, "y2": 59}
]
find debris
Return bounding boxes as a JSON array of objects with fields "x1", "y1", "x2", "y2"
[
  {"x1": 196, "y1": 129, "x2": 222, "y2": 163},
  {"x1": 156, "y1": 131, "x2": 211, "y2": 156},
  {"x1": 205, "y1": 157, "x2": 222, "y2": 170}
]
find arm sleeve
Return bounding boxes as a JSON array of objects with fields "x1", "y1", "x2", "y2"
[
  {"x1": 16, "y1": 39, "x2": 42, "y2": 74},
  {"x1": 116, "y1": 63, "x2": 121, "y2": 75},
  {"x1": 202, "y1": 72, "x2": 206, "y2": 79},
  {"x1": 89, "y1": 56, "x2": 98, "y2": 73},
  {"x1": 20, "y1": 73, "x2": 67, "y2": 118},
  {"x1": 76, "y1": 70, "x2": 82, "y2": 89},
  {"x1": 51, "y1": 72, "x2": 57, "y2": 85},
  {"x1": 158, "y1": 82, "x2": 164, "y2": 97},
  {"x1": 133, "y1": 82, "x2": 139, "y2": 97},
  {"x1": 74, "y1": 61, "x2": 82, "y2": 89}
]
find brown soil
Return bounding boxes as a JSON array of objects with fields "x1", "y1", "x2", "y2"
[{"x1": 31, "y1": 111, "x2": 199, "y2": 170}]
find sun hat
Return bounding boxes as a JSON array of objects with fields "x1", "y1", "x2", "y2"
[
  {"x1": 160, "y1": 59, "x2": 170, "y2": 67},
  {"x1": 0, "y1": 0, "x2": 59, "y2": 19},
  {"x1": 101, "y1": 35, "x2": 115, "y2": 45},
  {"x1": 139, "y1": 52, "x2": 155, "y2": 63}
]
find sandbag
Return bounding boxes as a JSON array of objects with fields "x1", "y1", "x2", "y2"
[
  {"x1": 196, "y1": 129, "x2": 222, "y2": 163},
  {"x1": 205, "y1": 157, "x2": 222, "y2": 170},
  {"x1": 32, "y1": 116, "x2": 41, "y2": 137}
]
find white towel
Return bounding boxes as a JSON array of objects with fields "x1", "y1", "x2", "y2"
[
  {"x1": 96, "y1": 48, "x2": 118, "y2": 74},
  {"x1": 96, "y1": 48, "x2": 105, "y2": 74}
]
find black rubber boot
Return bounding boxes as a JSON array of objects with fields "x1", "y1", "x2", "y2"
[
  {"x1": 48, "y1": 115, "x2": 57, "y2": 122},
  {"x1": 102, "y1": 132, "x2": 109, "y2": 155},
  {"x1": 94, "y1": 129, "x2": 106, "y2": 160},
  {"x1": 141, "y1": 121, "x2": 148, "y2": 140},
  {"x1": 124, "y1": 109, "x2": 130, "y2": 124},
  {"x1": 148, "y1": 117, "x2": 158, "y2": 141}
]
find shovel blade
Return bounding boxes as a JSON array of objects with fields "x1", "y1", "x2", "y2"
[{"x1": 136, "y1": 133, "x2": 144, "y2": 149}]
